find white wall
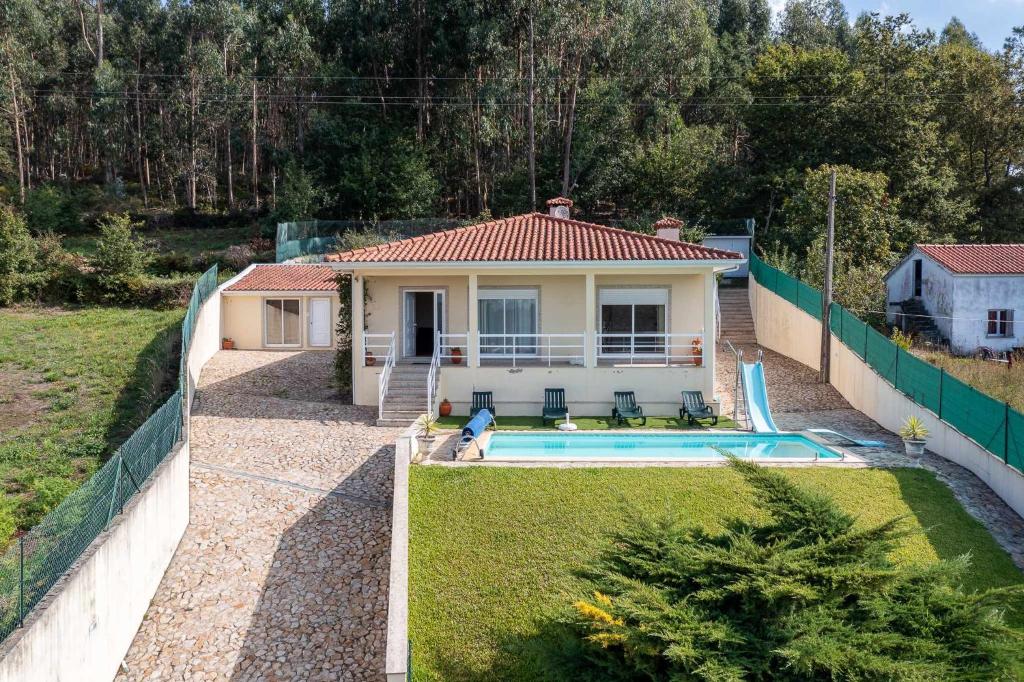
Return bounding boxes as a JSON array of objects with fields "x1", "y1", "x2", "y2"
[
  {"x1": 885, "y1": 250, "x2": 955, "y2": 340},
  {"x1": 385, "y1": 427, "x2": 415, "y2": 682},
  {"x1": 751, "y1": 277, "x2": 1024, "y2": 519},
  {"x1": 703, "y1": 236, "x2": 751, "y2": 277},
  {"x1": 950, "y1": 275, "x2": 1022, "y2": 353},
  {"x1": 0, "y1": 441, "x2": 190, "y2": 682}
]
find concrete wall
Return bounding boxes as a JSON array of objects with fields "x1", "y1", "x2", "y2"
[
  {"x1": 886, "y1": 251, "x2": 955, "y2": 340},
  {"x1": 221, "y1": 293, "x2": 340, "y2": 351},
  {"x1": 950, "y1": 274, "x2": 1022, "y2": 353},
  {"x1": 385, "y1": 426, "x2": 415, "y2": 682},
  {"x1": 751, "y1": 277, "x2": 1024, "y2": 519},
  {"x1": 186, "y1": 289, "x2": 222, "y2": 409},
  {"x1": 0, "y1": 441, "x2": 190, "y2": 682}
]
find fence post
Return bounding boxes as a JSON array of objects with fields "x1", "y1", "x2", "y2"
[
  {"x1": 938, "y1": 369, "x2": 944, "y2": 419},
  {"x1": 106, "y1": 454, "x2": 123, "y2": 527},
  {"x1": 18, "y1": 536, "x2": 24, "y2": 628},
  {"x1": 1006, "y1": 403, "x2": 1011, "y2": 463},
  {"x1": 894, "y1": 345, "x2": 900, "y2": 388}
]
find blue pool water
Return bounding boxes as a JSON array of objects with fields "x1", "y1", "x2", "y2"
[{"x1": 486, "y1": 432, "x2": 841, "y2": 461}]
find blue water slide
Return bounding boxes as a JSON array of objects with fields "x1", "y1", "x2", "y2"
[{"x1": 740, "y1": 361, "x2": 779, "y2": 433}]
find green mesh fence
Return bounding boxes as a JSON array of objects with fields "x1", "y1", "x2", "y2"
[
  {"x1": 0, "y1": 266, "x2": 217, "y2": 643},
  {"x1": 276, "y1": 219, "x2": 467, "y2": 262},
  {"x1": 749, "y1": 252, "x2": 1018, "y2": 470},
  {"x1": 180, "y1": 266, "x2": 219, "y2": 394}
]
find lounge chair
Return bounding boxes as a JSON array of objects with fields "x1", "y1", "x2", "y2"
[
  {"x1": 453, "y1": 409, "x2": 495, "y2": 460},
  {"x1": 542, "y1": 388, "x2": 569, "y2": 425},
  {"x1": 680, "y1": 391, "x2": 717, "y2": 427},
  {"x1": 470, "y1": 391, "x2": 496, "y2": 418},
  {"x1": 612, "y1": 391, "x2": 646, "y2": 426}
]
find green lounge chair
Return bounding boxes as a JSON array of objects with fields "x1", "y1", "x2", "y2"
[
  {"x1": 612, "y1": 391, "x2": 646, "y2": 426},
  {"x1": 542, "y1": 388, "x2": 568, "y2": 425},
  {"x1": 680, "y1": 390, "x2": 717, "y2": 426},
  {"x1": 470, "y1": 391, "x2": 495, "y2": 418}
]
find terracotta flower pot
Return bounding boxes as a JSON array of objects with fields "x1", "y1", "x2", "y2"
[
  {"x1": 222, "y1": 339, "x2": 234, "y2": 350},
  {"x1": 365, "y1": 351, "x2": 376, "y2": 366},
  {"x1": 439, "y1": 399, "x2": 453, "y2": 417},
  {"x1": 451, "y1": 347, "x2": 463, "y2": 365}
]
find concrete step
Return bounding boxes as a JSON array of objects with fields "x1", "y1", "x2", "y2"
[{"x1": 377, "y1": 417, "x2": 416, "y2": 427}]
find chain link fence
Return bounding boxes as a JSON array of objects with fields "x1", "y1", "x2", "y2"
[
  {"x1": 750, "y1": 253, "x2": 1023, "y2": 473},
  {"x1": 0, "y1": 265, "x2": 219, "y2": 642}
]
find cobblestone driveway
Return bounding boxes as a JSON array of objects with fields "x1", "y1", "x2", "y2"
[{"x1": 117, "y1": 351, "x2": 403, "y2": 681}]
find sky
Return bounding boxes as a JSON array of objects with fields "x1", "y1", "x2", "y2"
[{"x1": 771, "y1": 0, "x2": 1024, "y2": 51}]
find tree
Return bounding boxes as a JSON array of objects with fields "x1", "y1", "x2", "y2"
[
  {"x1": 92, "y1": 212, "x2": 152, "y2": 301},
  {"x1": 0, "y1": 203, "x2": 42, "y2": 305},
  {"x1": 566, "y1": 458, "x2": 1024, "y2": 680},
  {"x1": 777, "y1": 0, "x2": 850, "y2": 50}
]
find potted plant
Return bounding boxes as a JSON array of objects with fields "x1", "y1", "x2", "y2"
[
  {"x1": 414, "y1": 412, "x2": 440, "y2": 460},
  {"x1": 439, "y1": 398, "x2": 453, "y2": 417},
  {"x1": 365, "y1": 350, "x2": 376, "y2": 366},
  {"x1": 691, "y1": 338, "x2": 703, "y2": 367},
  {"x1": 899, "y1": 416, "x2": 929, "y2": 456},
  {"x1": 451, "y1": 347, "x2": 463, "y2": 365},
  {"x1": 221, "y1": 337, "x2": 234, "y2": 350}
]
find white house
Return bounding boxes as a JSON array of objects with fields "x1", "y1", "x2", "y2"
[{"x1": 885, "y1": 244, "x2": 1024, "y2": 354}]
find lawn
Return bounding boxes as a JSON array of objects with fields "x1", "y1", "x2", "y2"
[
  {"x1": 0, "y1": 307, "x2": 183, "y2": 539},
  {"x1": 435, "y1": 414, "x2": 740, "y2": 430},
  {"x1": 409, "y1": 466, "x2": 1024, "y2": 681}
]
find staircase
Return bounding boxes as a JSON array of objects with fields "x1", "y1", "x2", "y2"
[
  {"x1": 898, "y1": 299, "x2": 946, "y2": 348},
  {"x1": 377, "y1": 363, "x2": 433, "y2": 427},
  {"x1": 718, "y1": 285, "x2": 757, "y2": 347}
]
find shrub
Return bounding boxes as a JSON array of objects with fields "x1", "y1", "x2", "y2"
[
  {"x1": 23, "y1": 185, "x2": 80, "y2": 234},
  {"x1": 566, "y1": 458, "x2": 1024, "y2": 680},
  {"x1": 0, "y1": 204, "x2": 44, "y2": 305},
  {"x1": 93, "y1": 213, "x2": 153, "y2": 302},
  {"x1": 35, "y1": 231, "x2": 88, "y2": 302},
  {"x1": 132, "y1": 276, "x2": 194, "y2": 309},
  {"x1": 221, "y1": 244, "x2": 256, "y2": 270}
]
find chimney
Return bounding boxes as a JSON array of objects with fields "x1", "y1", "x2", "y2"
[
  {"x1": 653, "y1": 216, "x2": 683, "y2": 242},
  {"x1": 546, "y1": 196, "x2": 573, "y2": 219}
]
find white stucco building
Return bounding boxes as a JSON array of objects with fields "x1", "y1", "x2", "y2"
[{"x1": 885, "y1": 244, "x2": 1024, "y2": 354}]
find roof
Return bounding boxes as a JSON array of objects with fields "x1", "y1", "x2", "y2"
[
  {"x1": 225, "y1": 264, "x2": 337, "y2": 292},
  {"x1": 915, "y1": 244, "x2": 1024, "y2": 275},
  {"x1": 324, "y1": 213, "x2": 743, "y2": 265}
]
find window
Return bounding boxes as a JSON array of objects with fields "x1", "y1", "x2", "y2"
[
  {"x1": 987, "y1": 309, "x2": 1014, "y2": 338},
  {"x1": 599, "y1": 289, "x2": 667, "y2": 355},
  {"x1": 478, "y1": 289, "x2": 538, "y2": 355},
  {"x1": 265, "y1": 298, "x2": 302, "y2": 346}
]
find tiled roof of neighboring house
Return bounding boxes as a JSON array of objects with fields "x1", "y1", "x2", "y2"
[
  {"x1": 324, "y1": 213, "x2": 743, "y2": 264},
  {"x1": 225, "y1": 264, "x2": 338, "y2": 291},
  {"x1": 916, "y1": 244, "x2": 1024, "y2": 275}
]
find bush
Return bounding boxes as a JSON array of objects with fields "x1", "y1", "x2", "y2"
[
  {"x1": 132, "y1": 276, "x2": 194, "y2": 309},
  {"x1": 566, "y1": 458, "x2": 1024, "y2": 680},
  {"x1": 0, "y1": 204, "x2": 44, "y2": 305},
  {"x1": 23, "y1": 185, "x2": 80, "y2": 235},
  {"x1": 221, "y1": 244, "x2": 256, "y2": 270},
  {"x1": 93, "y1": 213, "x2": 153, "y2": 302}
]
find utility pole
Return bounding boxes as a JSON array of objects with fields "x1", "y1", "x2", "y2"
[
  {"x1": 820, "y1": 169, "x2": 837, "y2": 384},
  {"x1": 527, "y1": 7, "x2": 537, "y2": 210}
]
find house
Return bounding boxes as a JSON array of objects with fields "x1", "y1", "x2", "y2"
[
  {"x1": 885, "y1": 244, "x2": 1024, "y2": 354},
  {"x1": 220, "y1": 198, "x2": 745, "y2": 424},
  {"x1": 700, "y1": 218, "x2": 755, "y2": 279}
]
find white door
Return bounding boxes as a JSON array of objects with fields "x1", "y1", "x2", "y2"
[{"x1": 308, "y1": 298, "x2": 332, "y2": 347}]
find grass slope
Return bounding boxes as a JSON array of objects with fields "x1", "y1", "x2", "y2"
[
  {"x1": 0, "y1": 307, "x2": 182, "y2": 538},
  {"x1": 919, "y1": 350, "x2": 1024, "y2": 412},
  {"x1": 409, "y1": 466, "x2": 1024, "y2": 682},
  {"x1": 64, "y1": 226, "x2": 254, "y2": 260}
]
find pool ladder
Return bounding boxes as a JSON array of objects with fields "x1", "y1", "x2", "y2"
[{"x1": 725, "y1": 341, "x2": 761, "y2": 431}]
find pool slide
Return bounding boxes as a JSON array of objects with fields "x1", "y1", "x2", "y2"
[{"x1": 739, "y1": 361, "x2": 779, "y2": 433}]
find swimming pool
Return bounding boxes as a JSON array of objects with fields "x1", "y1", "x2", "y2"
[{"x1": 484, "y1": 432, "x2": 842, "y2": 462}]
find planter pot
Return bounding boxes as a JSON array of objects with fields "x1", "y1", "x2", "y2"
[
  {"x1": 693, "y1": 354, "x2": 703, "y2": 367},
  {"x1": 451, "y1": 349, "x2": 463, "y2": 365},
  {"x1": 365, "y1": 353, "x2": 376, "y2": 367},
  {"x1": 439, "y1": 399, "x2": 453, "y2": 417},
  {"x1": 903, "y1": 439, "x2": 926, "y2": 457},
  {"x1": 417, "y1": 436, "x2": 436, "y2": 457},
  {"x1": 221, "y1": 339, "x2": 234, "y2": 350}
]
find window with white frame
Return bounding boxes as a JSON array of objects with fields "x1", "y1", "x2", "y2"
[
  {"x1": 987, "y1": 309, "x2": 1014, "y2": 338},
  {"x1": 478, "y1": 289, "x2": 538, "y2": 355},
  {"x1": 265, "y1": 298, "x2": 302, "y2": 346},
  {"x1": 599, "y1": 288, "x2": 668, "y2": 355}
]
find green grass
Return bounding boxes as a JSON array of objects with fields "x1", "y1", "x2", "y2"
[
  {"x1": 409, "y1": 466, "x2": 1024, "y2": 681},
  {"x1": 64, "y1": 226, "x2": 255, "y2": 259},
  {"x1": 435, "y1": 414, "x2": 740, "y2": 430},
  {"x1": 0, "y1": 306, "x2": 183, "y2": 539},
  {"x1": 919, "y1": 349, "x2": 1024, "y2": 412}
]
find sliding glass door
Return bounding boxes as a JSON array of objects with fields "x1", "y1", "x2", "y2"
[{"x1": 478, "y1": 289, "x2": 538, "y2": 356}]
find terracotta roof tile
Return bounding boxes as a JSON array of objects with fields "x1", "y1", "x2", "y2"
[
  {"x1": 325, "y1": 213, "x2": 742, "y2": 264},
  {"x1": 917, "y1": 244, "x2": 1024, "y2": 275},
  {"x1": 226, "y1": 264, "x2": 337, "y2": 291}
]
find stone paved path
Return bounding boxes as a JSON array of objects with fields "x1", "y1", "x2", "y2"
[
  {"x1": 117, "y1": 351, "x2": 402, "y2": 681},
  {"x1": 716, "y1": 339, "x2": 1024, "y2": 570}
]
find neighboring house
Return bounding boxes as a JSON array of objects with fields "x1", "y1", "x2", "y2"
[
  {"x1": 700, "y1": 218, "x2": 755, "y2": 279},
  {"x1": 885, "y1": 244, "x2": 1024, "y2": 354},
  {"x1": 322, "y1": 198, "x2": 744, "y2": 422}
]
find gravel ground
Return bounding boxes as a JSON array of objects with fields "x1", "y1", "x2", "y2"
[{"x1": 116, "y1": 351, "x2": 403, "y2": 681}]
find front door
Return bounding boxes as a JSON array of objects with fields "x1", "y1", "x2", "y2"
[
  {"x1": 403, "y1": 290, "x2": 445, "y2": 358},
  {"x1": 308, "y1": 298, "x2": 332, "y2": 347},
  {"x1": 913, "y1": 259, "x2": 922, "y2": 297}
]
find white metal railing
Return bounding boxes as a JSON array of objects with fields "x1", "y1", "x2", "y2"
[
  {"x1": 438, "y1": 332, "x2": 469, "y2": 365},
  {"x1": 478, "y1": 333, "x2": 586, "y2": 367},
  {"x1": 365, "y1": 332, "x2": 396, "y2": 419},
  {"x1": 426, "y1": 331, "x2": 441, "y2": 414},
  {"x1": 596, "y1": 332, "x2": 704, "y2": 366}
]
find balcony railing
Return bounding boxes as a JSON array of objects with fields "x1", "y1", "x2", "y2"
[
  {"x1": 478, "y1": 333, "x2": 586, "y2": 367},
  {"x1": 596, "y1": 332, "x2": 703, "y2": 366}
]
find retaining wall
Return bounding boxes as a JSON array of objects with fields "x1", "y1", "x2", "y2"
[
  {"x1": 749, "y1": 277, "x2": 1024, "y2": 519},
  {"x1": 386, "y1": 427, "x2": 415, "y2": 682}
]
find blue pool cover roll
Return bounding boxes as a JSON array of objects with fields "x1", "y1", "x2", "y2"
[{"x1": 462, "y1": 409, "x2": 493, "y2": 439}]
